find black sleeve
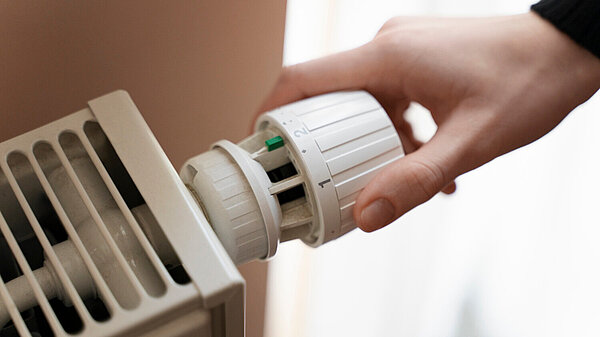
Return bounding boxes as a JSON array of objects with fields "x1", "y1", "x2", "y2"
[{"x1": 531, "y1": 0, "x2": 600, "y2": 58}]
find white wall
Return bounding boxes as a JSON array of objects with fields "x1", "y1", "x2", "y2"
[{"x1": 265, "y1": 1, "x2": 600, "y2": 336}]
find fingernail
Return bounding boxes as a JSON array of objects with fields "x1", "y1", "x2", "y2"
[{"x1": 360, "y1": 198, "x2": 395, "y2": 232}]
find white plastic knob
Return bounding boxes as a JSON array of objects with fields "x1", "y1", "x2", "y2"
[{"x1": 257, "y1": 91, "x2": 405, "y2": 246}]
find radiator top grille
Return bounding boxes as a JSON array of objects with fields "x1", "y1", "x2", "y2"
[{"x1": 0, "y1": 110, "x2": 194, "y2": 337}]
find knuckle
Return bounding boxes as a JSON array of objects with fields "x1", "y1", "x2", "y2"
[
  {"x1": 378, "y1": 17, "x2": 404, "y2": 34},
  {"x1": 404, "y1": 159, "x2": 447, "y2": 198},
  {"x1": 370, "y1": 33, "x2": 400, "y2": 60},
  {"x1": 377, "y1": 16, "x2": 419, "y2": 35},
  {"x1": 276, "y1": 65, "x2": 308, "y2": 94},
  {"x1": 372, "y1": 24, "x2": 419, "y2": 56},
  {"x1": 277, "y1": 66, "x2": 298, "y2": 85}
]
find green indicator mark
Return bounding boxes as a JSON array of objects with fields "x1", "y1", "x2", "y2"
[{"x1": 265, "y1": 136, "x2": 284, "y2": 151}]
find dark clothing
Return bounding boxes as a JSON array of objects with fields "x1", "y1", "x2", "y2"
[{"x1": 532, "y1": 0, "x2": 600, "y2": 58}]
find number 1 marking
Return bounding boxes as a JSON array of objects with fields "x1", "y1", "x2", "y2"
[{"x1": 318, "y1": 179, "x2": 331, "y2": 188}]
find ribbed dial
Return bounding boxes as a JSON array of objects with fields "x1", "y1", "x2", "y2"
[
  {"x1": 258, "y1": 91, "x2": 405, "y2": 245},
  {"x1": 183, "y1": 148, "x2": 268, "y2": 264},
  {"x1": 296, "y1": 92, "x2": 404, "y2": 234}
]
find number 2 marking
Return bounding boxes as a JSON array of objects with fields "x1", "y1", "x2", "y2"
[{"x1": 294, "y1": 128, "x2": 308, "y2": 138}]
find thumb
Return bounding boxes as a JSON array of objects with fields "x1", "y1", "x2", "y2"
[{"x1": 354, "y1": 130, "x2": 466, "y2": 232}]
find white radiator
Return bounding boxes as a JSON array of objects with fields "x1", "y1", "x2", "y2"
[{"x1": 0, "y1": 91, "x2": 243, "y2": 337}]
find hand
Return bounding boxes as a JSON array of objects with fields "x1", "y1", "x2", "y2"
[{"x1": 257, "y1": 12, "x2": 600, "y2": 232}]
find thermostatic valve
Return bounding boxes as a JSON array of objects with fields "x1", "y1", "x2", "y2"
[{"x1": 182, "y1": 91, "x2": 405, "y2": 265}]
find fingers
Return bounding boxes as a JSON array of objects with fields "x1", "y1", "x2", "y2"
[
  {"x1": 354, "y1": 128, "x2": 466, "y2": 232},
  {"x1": 441, "y1": 181, "x2": 457, "y2": 194},
  {"x1": 257, "y1": 43, "x2": 379, "y2": 113},
  {"x1": 400, "y1": 132, "x2": 457, "y2": 195},
  {"x1": 396, "y1": 114, "x2": 457, "y2": 195}
]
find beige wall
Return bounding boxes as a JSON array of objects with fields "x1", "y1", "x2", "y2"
[{"x1": 0, "y1": 1, "x2": 286, "y2": 336}]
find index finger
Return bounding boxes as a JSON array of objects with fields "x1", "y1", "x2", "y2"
[{"x1": 257, "y1": 43, "x2": 380, "y2": 114}]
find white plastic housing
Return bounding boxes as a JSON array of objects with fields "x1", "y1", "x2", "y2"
[
  {"x1": 180, "y1": 145, "x2": 281, "y2": 265},
  {"x1": 257, "y1": 91, "x2": 405, "y2": 244},
  {"x1": 183, "y1": 91, "x2": 404, "y2": 265}
]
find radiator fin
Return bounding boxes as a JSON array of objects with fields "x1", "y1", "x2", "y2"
[{"x1": 0, "y1": 110, "x2": 197, "y2": 336}]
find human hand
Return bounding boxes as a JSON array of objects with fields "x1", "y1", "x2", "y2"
[{"x1": 257, "y1": 12, "x2": 600, "y2": 232}]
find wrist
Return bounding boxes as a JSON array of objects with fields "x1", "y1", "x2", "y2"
[
  {"x1": 519, "y1": 12, "x2": 600, "y2": 98},
  {"x1": 532, "y1": 0, "x2": 600, "y2": 60},
  {"x1": 526, "y1": 11, "x2": 600, "y2": 90}
]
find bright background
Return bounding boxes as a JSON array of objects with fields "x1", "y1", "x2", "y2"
[{"x1": 264, "y1": 1, "x2": 600, "y2": 337}]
